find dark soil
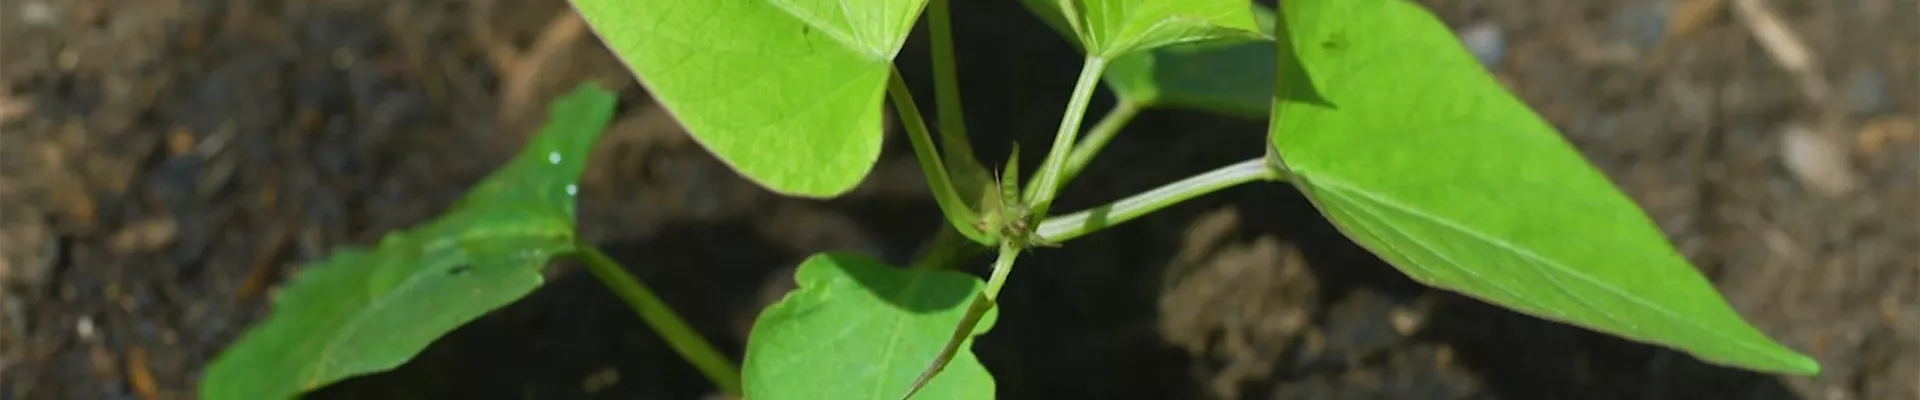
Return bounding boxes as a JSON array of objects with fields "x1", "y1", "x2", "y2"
[{"x1": 2, "y1": 0, "x2": 1914, "y2": 399}]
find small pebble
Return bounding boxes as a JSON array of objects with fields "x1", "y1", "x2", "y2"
[
  {"x1": 1389, "y1": 307, "x2": 1427, "y2": 335},
  {"x1": 19, "y1": 2, "x2": 56, "y2": 26},
  {"x1": 1608, "y1": 1, "x2": 1671, "y2": 53},
  {"x1": 1458, "y1": 22, "x2": 1505, "y2": 68},
  {"x1": 1780, "y1": 124, "x2": 1858, "y2": 197},
  {"x1": 76, "y1": 316, "x2": 97, "y2": 340}
]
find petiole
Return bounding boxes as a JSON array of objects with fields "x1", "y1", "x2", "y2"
[{"x1": 1035, "y1": 158, "x2": 1278, "y2": 243}]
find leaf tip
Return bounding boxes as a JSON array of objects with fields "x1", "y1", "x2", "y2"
[
  {"x1": 1719, "y1": 347, "x2": 1821, "y2": 376},
  {"x1": 559, "y1": 80, "x2": 617, "y2": 103},
  {"x1": 1778, "y1": 351, "x2": 1822, "y2": 376}
]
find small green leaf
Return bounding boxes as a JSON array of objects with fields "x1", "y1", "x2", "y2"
[
  {"x1": 1266, "y1": 0, "x2": 1819, "y2": 375},
  {"x1": 199, "y1": 85, "x2": 619, "y2": 400},
  {"x1": 1104, "y1": 4, "x2": 1276, "y2": 118},
  {"x1": 744, "y1": 253, "x2": 996, "y2": 400},
  {"x1": 1019, "y1": 0, "x2": 1265, "y2": 59},
  {"x1": 571, "y1": 0, "x2": 928, "y2": 198}
]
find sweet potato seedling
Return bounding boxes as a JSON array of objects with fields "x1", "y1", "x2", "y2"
[{"x1": 200, "y1": 0, "x2": 1821, "y2": 399}]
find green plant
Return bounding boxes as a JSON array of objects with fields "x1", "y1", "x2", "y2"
[
  {"x1": 198, "y1": 86, "x2": 740, "y2": 399},
  {"x1": 200, "y1": 0, "x2": 1821, "y2": 398}
]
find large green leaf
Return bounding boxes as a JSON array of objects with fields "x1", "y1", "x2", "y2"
[
  {"x1": 1019, "y1": 0, "x2": 1265, "y2": 59},
  {"x1": 199, "y1": 85, "x2": 619, "y2": 399},
  {"x1": 744, "y1": 252, "x2": 996, "y2": 400},
  {"x1": 1266, "y1": 0, "x2": 1819, "y2": 374},
  {"x1": 1104, "y1": 4, "x2": 1276, "y2": 118},
  {"x1": 571, "y1": 0, "x2": 928, "y2": 198}
]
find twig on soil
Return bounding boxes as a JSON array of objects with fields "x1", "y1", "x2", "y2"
[
  {"x1": 1673, "y1": 0, "x2": 1836, "y2": 108},
  {"x1": 496, "y1": 12, "x2": 589, "y2": 131},
  {"x1": 1656, "y1": 0, "x2": 1725, "y2": 55},
  {"x1": 384, "y1": 3, "x2": 448, "y2": 105},
  {"x1": 468, "y1": 0, "x2": 523, "y2": 80},
  {"x1": 126, "y1": 346, "x2": 160, "y2": 400},
  {"x1": 234, "y1": 221, "x2": 291, "y2": 304},
  {"x1": 1731, "y1": 0, "x2": 1833, "y2": 106},
  {"x1": 1730, "y1": 0, "x2": 1860, "y2": 197}
]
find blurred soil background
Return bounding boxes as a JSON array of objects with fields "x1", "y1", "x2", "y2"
[{"x1": 0, "y1": 0, "x2": 1914, "y2": 399}]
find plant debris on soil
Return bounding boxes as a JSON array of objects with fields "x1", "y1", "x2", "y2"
[{"x1": 2, "y1": 0, "x2": 1914, "y2": 399}]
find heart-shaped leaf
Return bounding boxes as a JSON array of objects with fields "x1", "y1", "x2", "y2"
[
  {"x1": 572, "y1": 0, "x2": 929, "y2": 198},
  {"x1": 1266, "y1": 0, "x2": 1819, "y2": 374},
  {"x1": 1104, "y1": 4, "x2": 1277, "y2": 117},
  {"x1": 744, "y1": 252, "x2": 996, "y2": 400},
  {"x1": 1019, "y1": 0, "x2": 1265, "y2": 59},
  {"x1": 199, "y1": 84, "x2": 619, "y2": 400}
]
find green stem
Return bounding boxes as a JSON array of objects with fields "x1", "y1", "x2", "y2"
[
  {"x1": 1058, "y1": 101, "x2": 1143, "y2": 187},
  {"x1": 926, "y1": 0, "x2": 978, "y2": 167},
  {"x1": 1035, "y1": 158, "x2": 1277, "y2": 243},
  {"x1": 900, "y1": 244, "x2": 1009, "y2": 400},
  {"x1": 1024, "y1": 57, "x2": 1109, "y2": 218},
  {"x1": 577, "y1": 245, "x2": 741, "y2": 396},
  {"x1": 925, "y1": 0, "x2": 995, "y2": 208},
  {"x1": 888, "y1": 66, "x2": 994, "y2": 245},
  {"x1": 915, "y1": 0, "x2": 994, "y2": 266},
  {"x1": 984, "y1": 243, "x2": 1021, "y2": 300}
]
